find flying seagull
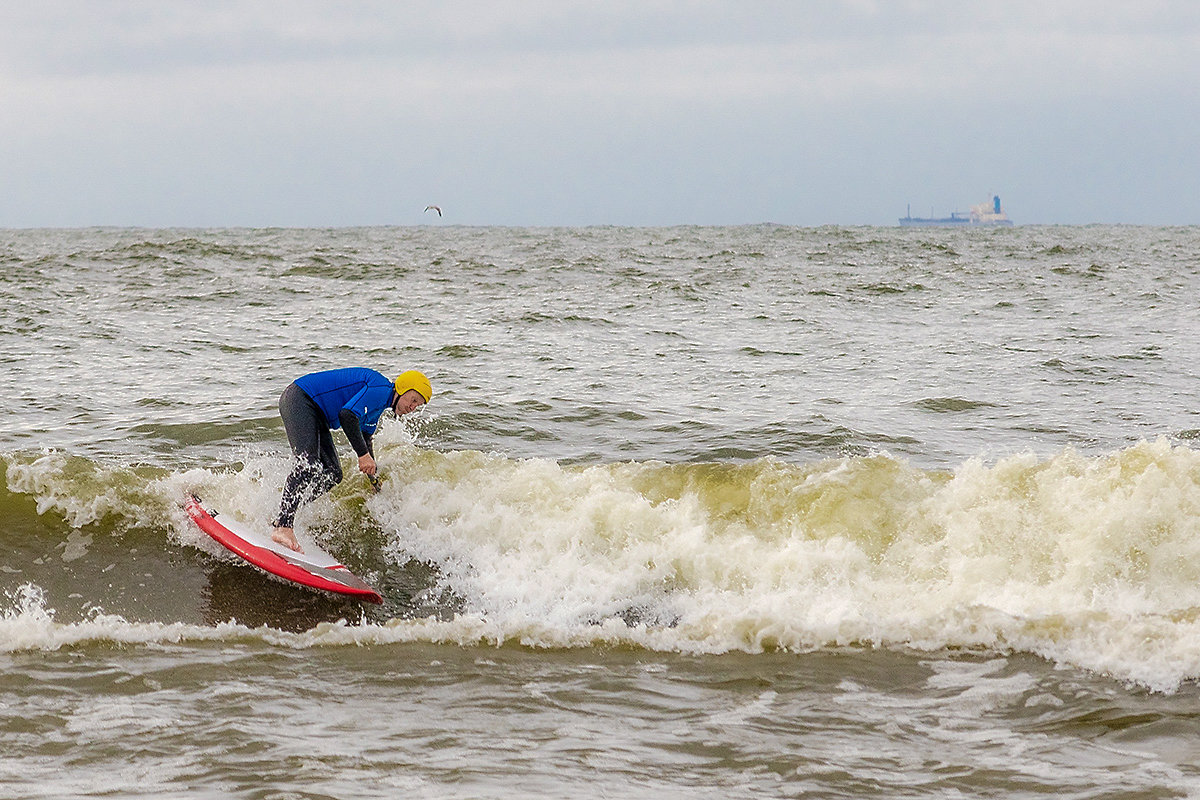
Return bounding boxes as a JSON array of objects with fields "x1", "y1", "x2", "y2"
[{"x1": 424, "y1": 205, "x2": 442, "y2": 217}]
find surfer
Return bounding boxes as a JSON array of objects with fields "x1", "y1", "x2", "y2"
[{"x1": 270, "y1": 367, "x2": 432, "y2": 553}]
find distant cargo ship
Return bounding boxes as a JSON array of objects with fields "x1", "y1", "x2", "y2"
[{"x1": 899, "y1": 196, "x2": 1014, "y2": 227}]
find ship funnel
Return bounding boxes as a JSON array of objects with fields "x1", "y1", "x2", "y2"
[{"x1": 993, "y1": 195, "x2": 1001, "y2": 213}]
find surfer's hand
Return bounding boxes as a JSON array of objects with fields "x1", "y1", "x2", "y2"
[{"x1": 358, "y1": 454, "x2": 377, "y2": 476}]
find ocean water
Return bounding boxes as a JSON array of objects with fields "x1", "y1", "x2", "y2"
[{"x1": 2, "y1": 224, "x2": 1200, "y2": 798}]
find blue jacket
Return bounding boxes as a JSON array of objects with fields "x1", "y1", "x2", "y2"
[{"x1": 294, "y1": 367, "x2": 393, "y2": 437}]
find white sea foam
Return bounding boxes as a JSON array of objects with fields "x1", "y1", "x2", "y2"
[{"x1": 5, "y1": 438, "x2": 1200, "y2": 691}]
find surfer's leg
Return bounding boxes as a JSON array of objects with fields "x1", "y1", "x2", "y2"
[
  {"x1": 275, "y1": 458, "x2": 321, "y2": 525},
  {"x1": 273, "y1": 458, "x2": 317, "y2": 552},
  {"x1": 315, "y1": 426, "x2": 343, "y2": 492},
  {"x1": 271, "y1": 383, "x2": 331, "y2": 550},
  {"x1": 274, "y1": 442, "x2": 340, "y2": 526}
]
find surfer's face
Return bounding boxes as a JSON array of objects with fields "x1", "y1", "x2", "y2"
[{"x1": 393, "y1": 389, "x2": 427, "y2": 416}]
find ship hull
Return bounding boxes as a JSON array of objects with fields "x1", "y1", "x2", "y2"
[{"x1": 898, "y1": 218, "x2": 1014, "y2": 227}]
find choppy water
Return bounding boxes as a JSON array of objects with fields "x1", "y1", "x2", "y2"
[{"x1": 3, "y1": 225, "x2": 1200, "y2": 798}]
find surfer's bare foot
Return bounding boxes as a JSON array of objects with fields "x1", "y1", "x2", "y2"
[{"x1": 271, "y1": 527, "x2": 303, "y2": 553}]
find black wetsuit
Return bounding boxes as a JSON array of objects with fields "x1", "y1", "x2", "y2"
[{"x1": 272, "y1": 379, "x2": 386, "y2": 529}]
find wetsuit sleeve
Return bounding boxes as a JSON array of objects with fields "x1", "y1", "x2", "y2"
[{"x1": 338, "y1": 408, "x2": 371, "y2": 457}]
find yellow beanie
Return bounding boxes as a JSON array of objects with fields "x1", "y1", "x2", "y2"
[{"x1": 394, "y1": 370, "x2": 432, "y2": 402}]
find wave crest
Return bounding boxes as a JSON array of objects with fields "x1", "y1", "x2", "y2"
[{"x1": 4, "y1": 439, "x2": 1200, "y2": 690}]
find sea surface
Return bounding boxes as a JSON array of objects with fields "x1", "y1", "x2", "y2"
[{"x1": 2, "y1": 224, "x2": 1200, "y2": 798}]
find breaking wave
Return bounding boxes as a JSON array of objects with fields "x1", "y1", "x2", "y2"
[{"x1": 4, "y1": 436, "x2": 1200, "y2": 691}]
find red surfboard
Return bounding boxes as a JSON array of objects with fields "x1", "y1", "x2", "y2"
[{"x1": 184, "y1": 494, "x2": 383, "y2": 604}]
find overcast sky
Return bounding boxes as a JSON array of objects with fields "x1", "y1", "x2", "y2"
[{"x1": 1, "y1": 1, "x2": 1197, "y2": 227}]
